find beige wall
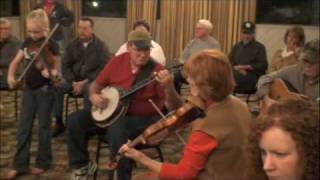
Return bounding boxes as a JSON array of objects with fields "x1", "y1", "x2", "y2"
[
  {"x1": 7, "y1": 17, "x2": 320, "y2": 60},
  {"x1": 256, "y1": 24, "x2": 320, "y2": 63}
]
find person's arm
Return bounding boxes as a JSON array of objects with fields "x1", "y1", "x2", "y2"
[
  {"x1": 56, "y1": 2, "x2": 74, "y2": 27},
  {"x1": 61, "y1": 45, "x2": 75, "y2": 83},
  {"x1": 120, "y1": 131, "x2": 217, "y2": 180},
  {"x1": 249, "y1": 44, "x2": 268, "y2": 75},
  {"x1": 7, "y1": 50, "x2": 24, "y2": 89},
  {"x1": 156, "y1": 69, "x2": 183, "y2": 110},
  {"x1": 181, "y1": 40, "x2": 193, "y2": 62},
  {"x1": 256, "y1": 66, "x2": 294, "y2": 98}
]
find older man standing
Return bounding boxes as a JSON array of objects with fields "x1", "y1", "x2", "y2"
[{"x1": 0, "y1": 18, "x2": 21, "y2": 89}]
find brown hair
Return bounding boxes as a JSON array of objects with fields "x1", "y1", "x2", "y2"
[
  {"x1": 184, "y1": 49, "x2": 235, "y2": 101},
  {"x1": 284, "y1": 26, "x2": 305, "y2": 47},
  {"x1": 246, "y1": 99, "x2": 319, "y2": 180}
]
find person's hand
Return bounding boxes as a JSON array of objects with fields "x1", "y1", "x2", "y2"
[
  {"x1": 72, "y1": 80, "x2": 87, "y2": 95},
  {"x1": 90, "y1": 93, "x2": 108, "y2": 109},
  {"x1": 155, "y1": 70, "x2": 174, "y2": 88},
  {"x1": 7, "y1": 75, "x2": 17, "y2": 89},
  {"x1": 41, "y1": 68, "x2": 50, "y2": 78},
  {"x1": 119, "y1": 141, "x2": 144, "y2": 161}
]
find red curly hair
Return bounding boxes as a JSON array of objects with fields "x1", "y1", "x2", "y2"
[{"x1": 246, "y1": 99, "x2": 319, "y2": 180}]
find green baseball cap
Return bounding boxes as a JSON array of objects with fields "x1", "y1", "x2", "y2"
[{"x1": 128, "y1": 30, "x2": 152, "y2": 50}]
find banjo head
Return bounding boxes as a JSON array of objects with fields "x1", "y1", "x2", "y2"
[{"x1": 91, "y1": 86, "x2": 120, "y2": 121}]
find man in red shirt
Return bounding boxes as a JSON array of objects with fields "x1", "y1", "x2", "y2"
[{"x1": 67, "y1": 30, "x2": 166, "y2": 180}]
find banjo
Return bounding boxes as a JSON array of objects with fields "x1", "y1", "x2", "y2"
[
  {"x1": 91, "y1": 63, "x2": 183, "y2": 128},
  {"x1": 91, "y1": 76, "x2": 157, "y2": 128}
]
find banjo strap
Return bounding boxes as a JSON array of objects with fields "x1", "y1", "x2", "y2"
[{"x1": 122, "y1": 58, "x2": 157, "y2": 102}]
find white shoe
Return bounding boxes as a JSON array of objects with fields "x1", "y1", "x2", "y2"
[{"x1": 70, "y1": 161, "x2": 97, "y2": 180}]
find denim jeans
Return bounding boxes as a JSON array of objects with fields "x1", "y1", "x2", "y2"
[
  {"x1": 14, "y1": 85, "x2": 54, "y2": 172},
  {"x1": 67, "y1": 109, "x2": 160, "y2": 180}
]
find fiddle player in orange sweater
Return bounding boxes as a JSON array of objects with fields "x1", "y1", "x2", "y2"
[{"x1": 120, "y1": 49, "x2": 252, "y2": 180}]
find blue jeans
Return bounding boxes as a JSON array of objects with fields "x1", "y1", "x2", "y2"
[
  {"x1": 67, "y1": 109, "x2": 160, "y2": 180},
  {"x1": 14, "y1": 85, "x2": 54, "y2": 172}
]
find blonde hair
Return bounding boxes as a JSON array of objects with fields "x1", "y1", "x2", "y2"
[{"x1": 26, "y1": 9, "x2": 50, "y2": 32}]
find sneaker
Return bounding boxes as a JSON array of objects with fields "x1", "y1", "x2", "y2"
[{"x1": 70, "y1": 161, "x2": 97, "y2": 180}]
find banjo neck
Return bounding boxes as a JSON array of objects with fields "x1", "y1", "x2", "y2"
[{"x1": 120, "y1": 77, "x2": 156, "y2": 99}]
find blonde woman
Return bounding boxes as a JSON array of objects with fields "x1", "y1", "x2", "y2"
[{"x1": 5, "y1": 9, "x2": 60, "y2": 179}]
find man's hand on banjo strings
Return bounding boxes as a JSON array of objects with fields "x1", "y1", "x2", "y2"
[{"x1": 90, "y1": 93, "x2": 108, "y2": 109}]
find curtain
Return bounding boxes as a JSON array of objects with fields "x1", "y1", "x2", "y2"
[
  {"x1": 19, "y1": 0, "x2": 39, "y2": 38},
  {"x1": 127, "y1": 0, "x2": 158, "y2": 39},
  {"x1": 160, "y1": 0, "x2": 256, "y2": 65}
]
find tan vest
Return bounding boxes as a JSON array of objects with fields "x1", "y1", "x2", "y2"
[{"x1": 192, "y1": 96, "x2": 252, "y2": 180}]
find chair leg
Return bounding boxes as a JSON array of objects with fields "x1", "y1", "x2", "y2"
[
  {"x1": 65, "y1": 95, "x2": 69, "y2": 125},
  {"x1": 93, "y1": 137, "x2": 102, "y2": 180}
]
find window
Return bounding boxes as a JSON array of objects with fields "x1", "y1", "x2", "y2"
[
  {"x1": 257, "y1": 0, "x2": 319, "y2": 25},
  {"x1": 82, "y1": 0, "x2": 127, "y2": 18},
  {"x1": 0, "y1": 0, "x2": 20, "y2": 17}
]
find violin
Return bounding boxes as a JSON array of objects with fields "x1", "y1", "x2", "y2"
[
  {"x1": 15, "y1": 23, "x2": 61, "y2": 88},
  {"x1": 106, "y1": 96, "x2": 206, "y2": 170},
  {"x1": 28, "y1": 38, "x2": 61, "y2": 84}
]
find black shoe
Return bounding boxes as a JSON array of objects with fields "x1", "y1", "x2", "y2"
[{"x1": 52, "y1": 123, "x2": 65, "y2": 138}]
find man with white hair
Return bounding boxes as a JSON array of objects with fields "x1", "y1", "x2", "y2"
[
  {"x1": 181, "y1": 19, "x2": 221, "y2": 62},
  {"x1": 0, "y1": 18, "x2": 21, "y2": 89},
  {"x1": 174, "y1": 19, "x2": 220, "y2": 93}
]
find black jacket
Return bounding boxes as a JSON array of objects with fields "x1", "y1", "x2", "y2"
[{"x1": 62, "y1": 35, "x2": 111, "y2": 83}]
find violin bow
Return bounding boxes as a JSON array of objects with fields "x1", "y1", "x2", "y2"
[{"x1": 17, "y1": 22, "x2": 60, "y2": 83}]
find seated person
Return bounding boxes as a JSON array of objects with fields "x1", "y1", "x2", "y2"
[
  {"x1": 229, "y1": 21, "x2": 268, "y2": 92},
  {"x1": 120, "y1": 49, "x2": 252, "y2": 180},
  {"x1": 0, "y1": 18, "x2": 21, "y2": 89},
  {"x1": 246, "y1": 99, "x2": 319, "y2": 180},
  {"x1": 270, "y1": 26, "x2": 305, "y2": 72},
  {"x1": 62, "y1": 17, "x2": 111, "y2": 109},
  {"x1": 175, "y1": 19, "x2": 221, "y2": 93},
  {"x1": 257, "y1": 39, "x2": 319, "y2": 102},
  {"x1": 115, "y1": 19, "x2": 166, "y2": 65},
  {"x1": 67, "y1": 30, "x2": 167, "y2": 180}
]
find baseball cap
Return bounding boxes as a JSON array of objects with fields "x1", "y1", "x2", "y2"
[
  {"x1": 128, "y1": 30, "x2": 152, "y2": 50},
  {"x1": 299, "y1": 39, "x2": 319, "y2": 64},
  {"x1": 241, "y1": 21, "x2": 255, "y2": 34}
]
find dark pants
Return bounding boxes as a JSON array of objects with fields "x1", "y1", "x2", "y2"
[
  {"x1": 233, "y1": 70, "x2": 259, "y2": 92},
  {"x1": 67, "y1": 109, "x2": 160, "y2": 180},
  {"x1": 14, "y1": 85, "x2": 54, "y2": 172}
]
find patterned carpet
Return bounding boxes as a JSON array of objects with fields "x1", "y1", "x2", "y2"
[
  {"x1": 0, "y1": 89, "x2": 259, "y2": 180},
  {"x1": 0, "y1": 90, "x2": 187, "y2": 180}
]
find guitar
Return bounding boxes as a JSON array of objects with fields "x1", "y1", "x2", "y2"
[{"x1": 260, "y1": 78, "x2": 307, "y2": 113}]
